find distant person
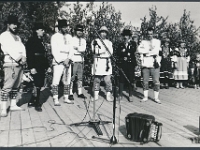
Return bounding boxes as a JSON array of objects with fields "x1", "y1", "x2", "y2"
[
  {"x1": 0, "y1": 15, "x2": 26, "y2": 117},
  {"x1": 159, "y1": 38, "x2": 173, "y2": 89},
  {"x1": 137, "y1": 27, "x2": 162, "y2": 104},
  {"x1": 173, "y1": 40, "x2": 190, "y2": 88}
]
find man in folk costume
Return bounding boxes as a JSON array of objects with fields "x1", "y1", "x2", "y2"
[
  {"x1": 0, "y1": 15, "x2": 26, "y2": 117},
  {"x1": 51, "y1": 19, "x2": 74, "y2": 106},
  {"x1": 91, "y1": 26, "x2": 113, "y2": 101},
  {"x1": 68, "y1": 24, "x2": 86, "y2": 100},
  {"x1": 26, "y1": 22, "x2": 49, "y2": 112},
  {"x1": 137, "y1": 27, "x2": 162, "y2": 104},
  {"x1": 116, "y1": 28, "x2": 137, "y2": 102}
]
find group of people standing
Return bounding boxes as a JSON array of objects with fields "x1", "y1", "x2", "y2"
[{"x1": 0, "y1": 14, "x2": 199, "y2": 117}]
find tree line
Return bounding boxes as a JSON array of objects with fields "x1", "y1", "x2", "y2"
[{"x1": 0, "y1": 2, "x2": 199, "y2": 86}]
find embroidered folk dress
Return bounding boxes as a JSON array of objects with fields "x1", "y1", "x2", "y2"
[
  {"x1": 173, "y1": 48, "x2": 190, "y2": 80},
  {"x1": 160, "y1": 46, "x2": 173, "y2": 79},
  {"x1": 91, "y1": 38, "x2": 113, "y2": 76}
]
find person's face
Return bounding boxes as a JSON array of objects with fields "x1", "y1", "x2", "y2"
[
  {"x1": 36, "y1": 28, "x2": 45, "y2": 38},
  {"x1": 8, "y1": 23, "x2": 18, "y2": 34},
  {"x1": 180, "y1": 43, "x2": 185, "y2": 48},
  {"x1": 196, "y1": 54, "x2": 200, "y2": 61},
  {"x1": 76, "y1": 30, "x2": 83, "y2": 38},
  {"x1": 123, "y1": 35, "x2": 131, "y2": 42},
  {"x1": 100, "y1": 31, "x2": 107, "y2": 39},
  {"x1": 60, "y1": 26, "x2": 71, "y2": 34},
  {"x1": 164, "y1": 42, "x2": 169, "y2": 47},
  {"x1": 147, "y1": 30, "x2": 153, "y2": 40}
]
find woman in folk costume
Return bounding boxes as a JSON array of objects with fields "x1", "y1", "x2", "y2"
[
  {"x1": 159, "y1": 38, "x2": 174, "y2": 89},
  {"x1": 0, "y1": 15, "x2": 26, "y2": 117},
  {"x1": 25, "y1": 22, "x2": 49, "y2": 112},
  {"x1": 50, "y1": 19, "x2": 74, "y2": 106},
  {"x1": 91, "y1": 26, "x2": 113, "y2": 101},
  {"x1": 173, "y1": 40, "x2": 190, "y2": 88}
]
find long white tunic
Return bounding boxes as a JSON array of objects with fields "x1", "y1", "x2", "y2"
[
  {"x1": 0, "y1": 31, "x2": 26, "y2": 67},
  {"x1": 137, "y1": 38, "x2": 161, "y2": 68},
  {"x1": 51, "y1": 32, "x2": 73, "y2": 65},
  {"x1": 91, "y1": 38, "x2": 113, "y2": 75},
  {"x1": 72, "y1": 36, "x2": 86, "y2": 62}
]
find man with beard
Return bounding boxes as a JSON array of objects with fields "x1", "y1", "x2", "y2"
[
  {"x1": 0, "y1": 15, "x2": 26, "y2": 117},
  {"x1": 91, "y1": 26, "x2": 113, "y2": 101},
  {"x1": 25, "y1": 22, "x2": 49, "y2": 112},
  {"x1": 68, "y1": 24, "x2": 86, "y2": 100},
  {"x1": 116, "y1": 28, "x2": 137, "y2": 102},
  {"x1": 51, "y1": 19, "x2": 74, "y2": 106}
]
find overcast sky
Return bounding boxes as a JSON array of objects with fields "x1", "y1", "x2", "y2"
[
  {"x1": 110, "y1": 2, "x2": 200, "y2": 28},
  {"x1": 62, "y1": 2, "x2": 200, "y2": 29}
]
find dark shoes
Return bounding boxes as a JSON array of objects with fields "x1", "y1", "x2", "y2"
[
  {"x1": 68, "y1": 95, "x2": 74, "y2": 100},
  {"x1": 78, "y1": 94, "x2": 86, "y2": 99},
  {"x1": 35, "y1": 104, "x2": 42, "y2": 112},
  {"x1": 28, "y1": 102, "x2": 36, "y2": 108}
]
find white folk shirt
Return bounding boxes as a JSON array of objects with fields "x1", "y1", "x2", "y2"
[
  {"x1": 137, "y1": 38, "x2": 161, "y2": 68},
  {"x1": 0, "y1": 31, "x2": 26, "y2": 67},
  {"x1": 91, "y1": 38, "x2": 113, "y2": 75},
  {"x1": 72, "y1": 36, "x2": 86, "y2": 62},
  {"x1": 51, "y1": 32, "x2": 73, "y2": 65}
]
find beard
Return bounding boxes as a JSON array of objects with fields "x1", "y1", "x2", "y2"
[{"x1": 9, "y1": 28, "x2": 17, "y2": 35}]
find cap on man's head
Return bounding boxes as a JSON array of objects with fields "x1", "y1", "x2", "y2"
[
  {"x1": 121, "y1": 29, "x2": 132, "y2": 36},
  {"x1": 33, "y1": 22, "x2": 45, "y2": 30},
  {"x1": 5, "y1": 15, "x2": 20, "y2": 25},
  {"x1": 98, "y1": 26, "x2": 109, "y2": 34},
  {"x1": 57, "y1": 19, "x2": 70, "y2": 28}
]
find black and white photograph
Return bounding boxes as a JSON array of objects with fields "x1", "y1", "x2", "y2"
[{"x1": 0, "y1": 1, "x2": 200, "y2": 147}]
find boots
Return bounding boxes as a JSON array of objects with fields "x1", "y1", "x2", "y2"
[
  {"x1": 1, "y1": 101, "x2": 7, "y2": 117},
  {"x1": 141, "y1": 90, "x2": 148, "y2": 102},
  {"x1": 154, "y1": 91, "x2": 161, "y2": 104},
  {"x1": 94, "y1": 91, "x2": 99, "y2": 101},
  {"x1": 77, "y1": 87, "x2": 86, "y2": 99},
  {"x1": 68, "y1": 88, "x2": 74, "y2": 100},
  {"x1": 10, "y1": 99, "x2": 24, "y2": 111},
  {"x1": 28, "y1": 95, "x2": 36, "y2": 108},
  {"x1": 63, "y1": 95, "x2": 74, "y2": 104},
  {"x1": 53, "y1": 95, "x2": 60, "y2": 106},
  {"x1": 106, "y1": 92, "x2": 113, "y2": 102}
]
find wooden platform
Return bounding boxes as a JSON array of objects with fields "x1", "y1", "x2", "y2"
[{"x1": 0, "y1": 86, "x2": 200, "y2": 147}]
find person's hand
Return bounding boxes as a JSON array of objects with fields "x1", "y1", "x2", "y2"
[
  {"x1": 31, "y1": 68, "x2": 37, "y2": 74},
  {"x1": 47, "y1": 67, "x2": 52, "y2": 73}
]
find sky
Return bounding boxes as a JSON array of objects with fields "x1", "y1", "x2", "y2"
[
  {"x1": 61, "y1": 1, "x2": 200, "y2": 29},
  {"x1": 110, "y1": 2, "x2": 200, "y2": 28}
]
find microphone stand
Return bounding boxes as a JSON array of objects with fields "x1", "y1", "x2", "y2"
[
  {"x1": 70, "y1": 32, "x2": 111, "y2": 137},
  {"x1": 91, "y1": 27, "x2": 134, "y2": 144}
]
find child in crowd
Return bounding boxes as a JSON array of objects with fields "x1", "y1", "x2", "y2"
[{"x1": 173, "y1": 40, "x2": 190, "y2": 89}]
